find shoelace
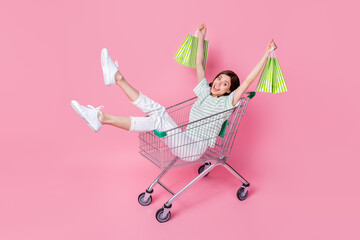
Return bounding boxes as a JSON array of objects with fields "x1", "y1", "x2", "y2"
[{"x1": 87, "y1": 105, "x2": 104, "y2": 115}]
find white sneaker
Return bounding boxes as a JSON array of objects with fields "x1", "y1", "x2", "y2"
[
  {"x1": 101, "y1": 48, "x2": 118, "y2": 86},
  {"x1": 71, "y1": 100, "x2": 104, "y2": 132}
]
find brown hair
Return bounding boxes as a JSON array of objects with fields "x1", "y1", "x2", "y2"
[{"x1": 209, "y1": 70, "x2": 240, "y2": 96}]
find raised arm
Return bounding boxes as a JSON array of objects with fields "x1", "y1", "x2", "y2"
[
  {"x1": 196, "y1": 24, "x2": 207, "y2": 83},
  {"x1": 231, "y1": 39, "x2": 276, "y2": 106}
]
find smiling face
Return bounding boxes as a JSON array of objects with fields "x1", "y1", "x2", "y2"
[{"x1": 210, "y1": 74, "x2": 232, "y2": 97}]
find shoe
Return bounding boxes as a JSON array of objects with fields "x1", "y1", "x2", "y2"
[
  {"x1": 101, "y1": 48, "x2": 119, "y2": 86},
  {"x1": 71, "y1": 100, "x2": 104, "y2": 132}
]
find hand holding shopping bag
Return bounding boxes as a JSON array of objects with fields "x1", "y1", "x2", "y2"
[
  {"x1": 256, "y1": 40, "x2": 288, "y2": 93},
  {"x1": 174, "y1": 25, "x2": 209, "y2": 69}
]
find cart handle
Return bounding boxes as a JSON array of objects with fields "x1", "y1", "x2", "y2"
[
  {"x1": 154, "y1": 120, "x2": 229, "y2": 139},
  {"x1": 154, "y1": 129, "x2": 167, "y2": 138},
  {"x1": 246, "y1": 91, "x2": 256, "y2": 99},
  {"x1": 153, "y1": 92, "x2": 255, "y2": 138}
]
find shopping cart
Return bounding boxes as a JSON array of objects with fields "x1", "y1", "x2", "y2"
[{"x1": 137, "y1": 91, "x2": 256, "y2": 222}]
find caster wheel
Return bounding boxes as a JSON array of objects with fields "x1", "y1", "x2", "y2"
[
  {"x1": 156, "y1": 208, "x2": 171, "y2": 223},
  {"x1": 198, "y1": 162, "x2": 211, "y2": 177},
  {"x1": 237, "y1": 187, "x2": 248, "y2": 201},
  {"x1": 138, "y1": 192, "x2": 152, "y2": 206}
]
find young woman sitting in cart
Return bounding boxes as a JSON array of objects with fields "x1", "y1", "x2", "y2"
[{"x1": 71, "y1": 24, "x2": 276, "y2": 161}]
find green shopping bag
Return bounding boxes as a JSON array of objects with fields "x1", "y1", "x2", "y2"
[
  {"x1": 256, "y1": 50, "x2": 287, "y2": 93},
  {"x1": 174, "y1": 31, "x2": 209, "y2": 69},
  {"x1": 272, "y1": 57, "x2": 287, "y2": 93},
  {"x1": 256, "y1": 56, "x2": 274, "y2": 93}
]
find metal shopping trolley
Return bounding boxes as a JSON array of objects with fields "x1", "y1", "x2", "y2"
[{"x1": 137, "y1": 91, "x2": 256, "y2": 222}]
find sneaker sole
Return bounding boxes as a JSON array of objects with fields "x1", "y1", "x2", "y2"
[
  {"x1": 71, "y1": 100, "x2": 98, "y2": 132},
  {"x1": 101, "y1": 48, "x2": 111, "y2": 86}
]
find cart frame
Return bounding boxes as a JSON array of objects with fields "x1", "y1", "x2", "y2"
[{"x1": 137, "y1": 91, "x2": 255, "y2": 222}]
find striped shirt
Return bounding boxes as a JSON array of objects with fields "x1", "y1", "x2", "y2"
[{"x1": 186, "y1": 78, "x2": 240, "y2": 148}]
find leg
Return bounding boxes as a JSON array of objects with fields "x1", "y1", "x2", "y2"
[
  {"x1": 98, "y1": 112, "x2": 131, "y2": 131},
  {"x1": 101, "y1": 48, "x2": 140, "y2": 102},
  {"x1": 101, "y1": 48, "x2": 163, "y2": 116},
  {"x1": 130, "y1": 91, "x2": 167, "y2": 118},
  {"x1": 98, "y1": 112, "x2": 159, "y2": 132},
  {"x1": 115, "y1": 71, "x2": 140, "y2": 102},
  {"x1": 71, "y1": 100, "x2": 156, "y2": 133},
  {"x1": 115, "y1": 73, "x2": 165, "y2": 119}
]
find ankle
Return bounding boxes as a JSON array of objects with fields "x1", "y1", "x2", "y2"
[
  {"x1": 115, "y1": 71, "x2": 125, "y2": 85},
  {"x1": 97, "y1": 111, "x2": 105, "y2": 124}
]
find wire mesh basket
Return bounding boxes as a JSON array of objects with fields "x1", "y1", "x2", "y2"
[{"x1": 138, "y1": 92, "x2": 253, "y2": 169}]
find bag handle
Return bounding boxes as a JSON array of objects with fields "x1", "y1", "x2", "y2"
[{"x1": 270, "y1": 49, "x2": 276, "y2": 58}]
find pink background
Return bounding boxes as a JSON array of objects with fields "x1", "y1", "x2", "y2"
[{"x1": 1, "y1": 0, "x2": 359, "y2": 239}]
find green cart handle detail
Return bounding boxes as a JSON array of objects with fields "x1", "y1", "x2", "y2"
[
  {"x1": 247, "y1": 91, "x2": 256, "y2": 99},
  {"x1": 154, "y1": 130, "x2": 167, "y2": 138},
  {"x1": 219, "y1": 120, "x2": 229, "y2": 138}
]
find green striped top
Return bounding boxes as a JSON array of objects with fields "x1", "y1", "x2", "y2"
[{"x1": 186, "y1": 78, "x2": 240, "y2": 148}]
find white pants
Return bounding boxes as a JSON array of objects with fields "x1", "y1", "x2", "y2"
[{"x1": 129, "y1": 93, "x2": 208, "y2": 161}]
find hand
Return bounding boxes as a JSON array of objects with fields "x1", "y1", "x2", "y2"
[
  {"x1": 265, "y1": 39, "x2": 277, "y2": 54},
  {"x1": 197, "y1": 24, "x2": 207, "y2": 38}
]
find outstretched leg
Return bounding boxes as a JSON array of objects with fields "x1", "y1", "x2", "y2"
[
  {"x1": 98, "y1": 48, "x2": 169, "y2": 131},
  {"x1": 101, "y1": 48, "x2": 165, "y2": 117},
  {"x1": 98, "y1": 113, "x2": 132, "y2": 131},
  {"x1": 114, "y1": 71, "x2": 140, "y2": 102},
  {"x1": 99, "y1": 113, "x2": 161, "y2": 132},
  {"x1": 97, "y1": 90, "x2": 171, "y2": 132}
]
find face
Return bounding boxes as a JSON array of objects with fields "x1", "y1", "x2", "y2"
[{"x1": 210, "y1": 74, "x2": 231, "y2": 97}]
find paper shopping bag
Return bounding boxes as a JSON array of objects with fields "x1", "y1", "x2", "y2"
[
  {"x1": 256, "y1": 50, "x2": 287, "y2": 93},
  {"x1": 256, "y1": 55, "x2": 275, "y2": 93},
  {"x1": 174, "y1": 34, "x2": 209, "y2": 69},
  {"x1": 272, "y1": 57, "x2": 288, "y2": 93}
]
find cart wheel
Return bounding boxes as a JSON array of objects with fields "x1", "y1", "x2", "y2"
[
  {"x1": 156, "y1": 208, "x2": 171, "y2": 223},
  {"x1": 237, "y1": 187, "x2": 248, "y2": 201},
  {"x1": 198, "y1": 162, "x2": 211, "y2": 177},
  {"x1": 138, "y1": 192, "x2": 152, "y2": 206}
]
